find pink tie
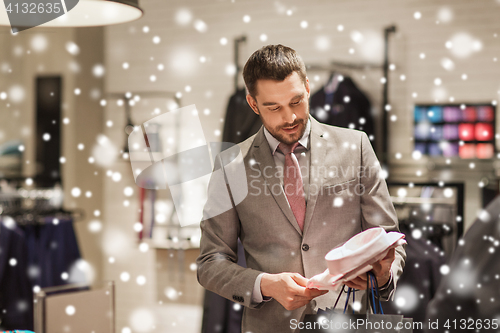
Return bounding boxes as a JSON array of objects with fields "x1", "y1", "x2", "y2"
[{"x1": 278, "y1": 142, "x2": 306, "y2": 232}]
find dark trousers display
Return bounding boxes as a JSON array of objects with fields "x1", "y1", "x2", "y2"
[
  {"x1": 0, "y1": 221, "x2": 33, "y2": 330},
  {"x1": 0, "y1": 217, "x2": 81, "y2": 331}
]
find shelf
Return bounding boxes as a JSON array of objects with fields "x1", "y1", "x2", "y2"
[
  {"x1": 143, "y1": 237, "x2": 200, "y2": 250},
  {"x1": 390, "y1": 196, "x2": 456, "y2": 205}
]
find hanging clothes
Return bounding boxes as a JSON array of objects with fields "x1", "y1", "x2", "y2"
[
  {"x1": 222, "y1": 87, "x2": 262, "y2": 145},
  {"x1": 0, "y1": 218, "x2": 34, "y2": 331},
  {"x1": 20, "y1": 217, "x2": 82, "y2": 288},
  {"x1": 309, "y1": 73, "x2": 376, "y2": 148}
]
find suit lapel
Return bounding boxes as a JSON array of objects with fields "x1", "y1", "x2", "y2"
[
  {"x1": 302, "y1": 117, "x2": 327, "y2": 237},
  {"x1": 252, "y1": 128, "x2": 303, "y2": 236}
]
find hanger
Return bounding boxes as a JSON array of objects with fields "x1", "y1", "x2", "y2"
[{"x1": 324, "y1": 71, "x2": 342, "y2": 95}]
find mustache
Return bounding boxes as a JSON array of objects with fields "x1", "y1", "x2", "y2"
[{"x1": 280, "y1": 120, "x2": 304, "y2": 129}]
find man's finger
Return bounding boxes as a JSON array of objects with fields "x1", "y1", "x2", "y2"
[
  {"x1": 304, "y1": 288, "x2": 329, "y2": 298},
  {"x1": 382, "y1": 248, "x2": 396, "y2": 261},
  {"x1": 292, "y1": 294, "x2": 315, "y2": 301},
  {"x1": 345, "y1": 275, "x2": 367, "y2": 284},
  {"x1": 355, "y1": 274, "x2": 367, "y2": 281},
  {"x1": 372, "y1": 249, "x2": 395, "y2": 273},
  {"x1": 291, "y1": 273, "x2": 309, "y2": 287},
  {"x1": 344, "y1": 280, "x2": 367, "y2": 290}
]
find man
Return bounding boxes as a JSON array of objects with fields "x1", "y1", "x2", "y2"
[{"x1": 196, "y1": 44, "x2": 405, "y2": 333}]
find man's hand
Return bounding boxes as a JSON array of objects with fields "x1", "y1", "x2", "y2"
[
  {"x1": 344, "y1": 248, "x2": 396, "y2": 290},
  {"x1": 261, "y1": 272, "x2": 328, "y2": 311}
]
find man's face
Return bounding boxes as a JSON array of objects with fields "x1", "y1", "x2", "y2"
[{"x1": 246, "y1": 71, "x2": 310, "y2": 145}]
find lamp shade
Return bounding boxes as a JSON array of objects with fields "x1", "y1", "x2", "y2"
[{"x1": 0, "y1": 0, "x2": 143, "y2": 31}]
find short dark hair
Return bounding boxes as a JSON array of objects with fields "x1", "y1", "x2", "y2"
[{"x1": 242, "y1": 44, "x2": 307, "y2": 99}]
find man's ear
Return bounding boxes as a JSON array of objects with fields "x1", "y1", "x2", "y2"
[
  {"x1": 246, "y1": 94, "x2": 260, "y2": 115},
  {"x1": 305, "y1": 76, "x2": 310, "y2": 98}
]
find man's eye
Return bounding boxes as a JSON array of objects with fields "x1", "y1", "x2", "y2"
[{"x1": 270, "y1": 100, "x2": 300, "y2": 111}]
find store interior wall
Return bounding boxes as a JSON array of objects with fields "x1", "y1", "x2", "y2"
[
  {"x1": 1, "y1": 0, "x2": 500, "y2": 332},
  {"x1": 0, "y1": 26, "x2": 104, "y2": 284}
]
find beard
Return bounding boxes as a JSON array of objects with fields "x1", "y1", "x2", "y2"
[{"x1": 257, "y1": 105, "x2": 309, "y2": 145}]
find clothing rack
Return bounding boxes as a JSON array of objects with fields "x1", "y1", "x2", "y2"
[
  {"x1": 233, "y1": 35, "x2": 247, "y2": 92},
  {"x1": 390, "y1": 196, "x2": 456, "y2": 205},
  {"x1": 0, "y1": 191, "x2": 84, "y2": 224},
  {"x1": 388, "y1": 181, "x2": 464, "y2": 243},
  {"x1": 3, "y1": 209, "x2": 84, "y2": 225},
  {"x1": 382, "y1": 26, "x2": 397, "y2": 166},
  {"x1": 304, "y1": 25, "x2": 397, "y2": 162},
  {"x1": 392, "y1": 195, "x2": 456, "y2": 236},
  {"x1": 105, "y1": 91, "x2": 183, "y2": 241},
  {"x1": 105, "y1": 91, "x2": 181, "y2": 153},
  {"x1": 0, "y1": 177, "x2": 84, "y2": 224}
]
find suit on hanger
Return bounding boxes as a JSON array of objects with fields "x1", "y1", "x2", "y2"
[
  {"x1": 309, "y1": 75, "x2": 376, "y2": 150},
  {"x1": 222, "y1": 87, "x2": 262, "y2": 145},
  {"x1": 197, "y1": 116, "x2": 405, "y2": 333}
]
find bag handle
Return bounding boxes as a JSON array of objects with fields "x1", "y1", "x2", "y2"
[
  {"x1": 332, "y1": 271, "x2": 384, "y2": 315},
  {"x1": 332, "y1": 284, "x2": 346, "y2": 310},
  {"x1": 343, "y1": 287, "x2": 356, "y2": 314},
  {"x1": 366, "y1": 271, "x2": 384, "y2": 315},
  {"x1": 331, "y1": 285, "x2": 359, "y2": 314},
  {"x1": 331, "y1": 285, "x2": 356, "y2": 314}
]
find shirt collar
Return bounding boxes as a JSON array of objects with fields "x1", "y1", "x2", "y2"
[{"x1": 264, "y1": 117, "x2": 311, "y2": 155}]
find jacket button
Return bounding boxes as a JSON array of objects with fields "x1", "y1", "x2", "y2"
[{"x1": 302, "y1": 244, "x2": 309, "y2": 251}]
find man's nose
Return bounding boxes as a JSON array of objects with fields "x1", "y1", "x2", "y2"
[{"x1": 282, "y1": 107, "x2": 297, "y2": 124}]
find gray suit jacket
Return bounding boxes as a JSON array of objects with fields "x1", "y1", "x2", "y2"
[{"x1": 196, "y1": 116, "x2": 406, "y2": 333}]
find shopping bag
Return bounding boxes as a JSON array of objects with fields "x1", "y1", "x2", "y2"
[
  {"x1": 299, "y1": 284, "x2": 365, "y2": 332},
  {"x1": 363, "y1": 272, "x2": 410, "y2": 333},
  {"x1": 300, "y1": 284, "x2": 368, "y2": 333},
  {"x1": 300, "y1": 272, "x2": 413, "y2": 333}
]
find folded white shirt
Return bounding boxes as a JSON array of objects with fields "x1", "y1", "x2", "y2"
[{"x1": 306, "y1": 227, "x2": 406, "y2": 291}]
